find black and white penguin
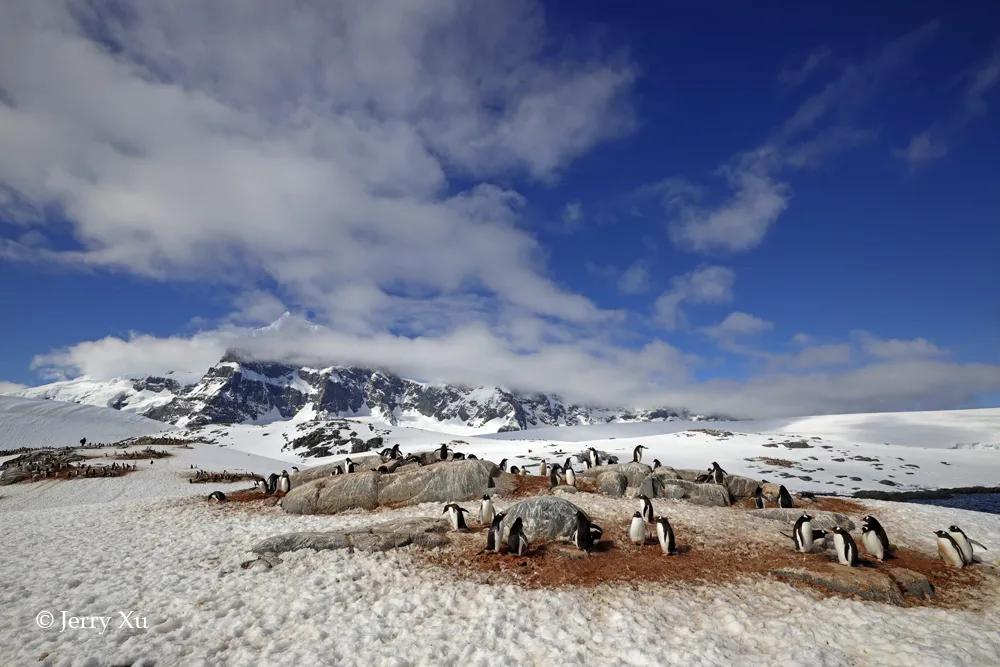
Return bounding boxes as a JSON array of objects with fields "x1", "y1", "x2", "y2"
[
  {"x1": 479, "y1": 495, "x2": 495, "y2": 525},
  {"x1": 549, "y1": 466, "x2": 561, "y2": 489},
  {"x1": 538, "y1": 460, "x2": 548, "y2": 477},
  {"x1": 710, "y1": 462, "x2": 727, "y2": 484},
  {"x1": 266, "y1": 473, "x2": 279, "y2": 494},
  {"x1": 563, "y1": 457, "x2": 573, "y2": 472},
  {"x1": 753, "y1": 486, "x2": 766, "y2": 509},
  {"x1": 638, "y1": 494, "x2": 654, "y2": 523},
  {"x1": 330, "y1": 465, "x2": 343, "y2": 476},
  {"x1": 587, "y1": 447, "x2": 600, "y2": 468},
  {"x1": 344, "y1": 458, "x2": 356, "y2": 474},
  {"x1": 507, "y1": 517, "x2": 528, "y2": 556},
  {"x1": 793, "y1": 513, "x2": 814, "y2": 553},
  {"x1": 832, "y1": 527, "x2": 859, "y2": 567},
  {"x1": 572, "y1": 510, "x2": 602, "y2": 552},
  {"x1": 255, "y1": 478, "x2": 268, "y2": 493},
  {"x1": 452, "y1": 452, "x2": 466, "y2": 460},
  {"x1": 442, "y1": 503, "x2": 470, "y2": 531},
  {"x1": 390, "y1": 444, "x2": 402, "y2": 459},
  {"x1": 438, "y1": 444, "x2": 450, "y2": 461},
  {"x1": 652, "y1": 459, "x2": 661, "y2": 470},
  {"x1": 498, "y1": 458, "x2": 508, "y2": 472},
  {"x1": 777, "y1": 485, "x2": 794, "y2": 508},
  {"x1": 468, "y1": 454, "x2": 478, "y2": 460},
  {"x1": 607, "y1": 456, "x2": 619, "y2": 465},
  {"x1": 509, "y1": 465, "x2": 520, "y2": 475},
  {"x1": 948, "y1": 525, "x2": 987, "y2": 564},
  {"x1": 564, "y1": 465, "x2": 576, "y2": 487},
  {"x1": 628, "y1": 511, "x2": 646, "y2": 545},
  {"x1": 486, "y1": 511, "x2": 507, "y2": 552},
  {"x1": 278, "y1": 470, "x2": 291, "y2": 494},
  {"x1": 291, "y1": 466, "x2": 300, "y2": 473},
  {"x1": 860, "y1": 516, "x2": 891, "y2": 561},
  {"x1": 633, "y1": 445, "x2": 646, "y2": 463},
  {"x1": 655, "y1": 516, "x2": 678, "y2": 555},
  {"x1": 936, "y1": 530, "x2": 968, "y2": 567},
  {"x1": 208, "y1": 490, "x2": 227, "y2": 503},
  {"x1": 811, "y1": 529, "x2": 829, "y2": 547}
]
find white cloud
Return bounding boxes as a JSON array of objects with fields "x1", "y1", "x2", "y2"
[
  {"x1": 653, "y1": 265, "x2": 734, "y2": 329},
  {"x1": 704, "y1": 312, "x2": 773, "y2": 341},
  {"x1": 853, "y1": 331, "x2": 945, "y2": 360},
  {"x1": 617, "y1": 260, "x2": 651, "y2": 295},
  {"x1": 895, "y1": 130, "x2": 949, "y2": 166},
  {"x1": 778, "y1": 47, "x2": 833, "y2": 87},
  {"x1": 0, "y1": 381, "x2": 28, "y2": 394},
  {"x1": 769, "y1": 343, "x2": 854, "y2": 370}
]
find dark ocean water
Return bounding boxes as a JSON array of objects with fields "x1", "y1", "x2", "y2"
[{"x1": 907, "y1": 493, "x2": 1000, "y2": 515}]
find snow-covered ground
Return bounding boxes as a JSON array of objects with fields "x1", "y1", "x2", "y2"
[
  {"x1": 0, "y1": 395, "x2": 173, "y2": 450},
  {"x1": 2, "y1": 439, "x2": 1000, "y2": 666}
]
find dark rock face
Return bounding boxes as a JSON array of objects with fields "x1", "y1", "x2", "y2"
[
  {"x1": 772, "y1": 565, "x2": 933, "y2": 606},
  {"x1": 250, "y1": 517, "x2": 451, "y2": 555}
]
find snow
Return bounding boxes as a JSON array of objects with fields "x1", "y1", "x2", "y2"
[
  {"x1": 12, "y1": 376, "x2": 178, "y2": 414},
  {"x1": 0, "y1": 396, "x2": 172, "y2": 450}
]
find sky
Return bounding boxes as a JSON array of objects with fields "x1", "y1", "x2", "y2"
[{"x1": 0, "y1": 0, "x2": 998, "y2": 418}]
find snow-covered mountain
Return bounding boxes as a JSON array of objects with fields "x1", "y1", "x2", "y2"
[{"x1": 12, "y1": 353, "x2": 705, "y2": 432}]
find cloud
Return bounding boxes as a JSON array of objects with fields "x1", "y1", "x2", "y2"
[
  {"x1": 617, "y1": 260, "x2": 651, "y2": 295},
  {"x1": 704, "y1": 312, "x2": 773, "y2": 341},
  {"x1": 895, "y1": 129, "x2": 950, "y2": 166},
  {"x1": 653, "y1": 265, "x2": 734, "y2": 329},
  {"x1": 768, "y1": 343, "x2": 853, "y2": 370},
  {"x1": 0, "y1": 381, "x2": 28, "y2": 394},
  {"x1": 778, "y1": 47, "x2": 833, "y2": 87},
  {"x1": 0, "y1": 0, "x2": 633, "y2": 336},
  {"x1": 853, "y1": 331, "x2": 945, "y2": 360}
]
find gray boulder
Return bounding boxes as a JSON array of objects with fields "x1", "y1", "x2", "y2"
[
  {"x1": 638, "y1": 475, "x2": 731, "y2": 506},
  {"x1": 501, "y1": 496, "x2": 588, "y2": 542},
  {"x1": 251, "y1": 517, "x2": 450, "y2": 555},
  {"x1": 291, "y1": 455, "x2": 382, "y2": 485},
  {"x1": 580, "y1": 462, "x2": 652, "y2": 486},
  {"x1": 551, "y1": 485, "x2": 579, "y2": 494},
  {"x1": 597, "y1": 471, "x2": 627, "y2": 497},
  {"x1": 772, "y1": 564, "x2": 931, "y2": 606},
  {"x1": 724, "y1": 475, "x2": 762, "y2": 500},
  {"x1": 748, "y1": 508, "x2": 855, "y2": 531},
  {"x1": 282, "y1": 460, "x2": 499, "y2": 515}
]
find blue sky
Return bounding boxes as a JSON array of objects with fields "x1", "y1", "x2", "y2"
[{"x1": 0, "y1": 1, "x2": 998, "y2": 417}]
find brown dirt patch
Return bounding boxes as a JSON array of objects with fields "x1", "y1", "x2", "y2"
[
  {"x1": 809, "y1": 496, "x2": 868, "y2": 514},
  {"x1": 221, "y1": 489, "x2": 284, "y2": 505},
  {"x1": 503, "y1": 474, "x2": 554, "y2": 498},
  {"x1": 752, "y1": 457, "x2": 797, "y2": 468}
]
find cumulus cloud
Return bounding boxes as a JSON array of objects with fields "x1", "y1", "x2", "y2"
[
  {"x1": 704, "y1": 312, "x2": 773, "y2": 341},
  {"x1": 653, "y1": 266, "x2": 734, "y2": 329},
  {"x1": 778, "y1": 47, "x2": 833, "y2": 87},
  {"x1": 617, "y1": 260, "x2": 651, "y2": 295},
  {"x1": 853, "y1": 331, "x2": 945, "y2": 360}
]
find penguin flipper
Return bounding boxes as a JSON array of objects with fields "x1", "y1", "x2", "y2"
[{"x1": 970, "y1": 539, "x2": 989, "y2": 550}]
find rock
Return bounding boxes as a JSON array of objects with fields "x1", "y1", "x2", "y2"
[
  {"x1": 0, "y1": 469, "x2": 31, "y2": 485},
  {"x1": 748, "y1": 508, "x2": 855, "y2": 531},
  {"x1": 282, "y1": 460, "x2": 499, "y2": 515},
  {"x1": 350, "y1": 438, "x2": 370, "y2": 453},
  {"x1": 596, "y1": 471, "x2": 627, "y2": 497},
  {"x1": 724, "y1": 475, "x2": 762, "y2": 500},
  {"x1": 366, "y1": 436, "x2": 384, "y2": 450},
  {"x1": 251, "y1": 517, "x2": 450, "y2": 555},
  {"x1": 761, "y1": 482, "x2": 784, "y2": 501},
  {"x1": 500, "y1": 496, "x2": 588, "y2": 542},
  {"x1": 290, "y1": 455, "x2": 382, "y2": 485},
  {"x1": 551, "y1": 485, "x2": 578, "y2": 494},
  {"x1": 887, "y1": 567, "x2": 934, "y2": 599},
  {"x1": 773, "y1": 565, "x2": 904, "y2": 605},
  {"x1": 580, "y1": 462, "x2": 651, "y2": 486},
  {"x1": 638, "y1": 475, "x2": 731, "y2": 506}
]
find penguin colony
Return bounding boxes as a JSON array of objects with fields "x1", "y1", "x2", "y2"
[{"x1": 229, "y1": 443, "x2": 990, "y2": 569}]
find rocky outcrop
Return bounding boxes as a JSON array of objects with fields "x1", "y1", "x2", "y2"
[
  {"x1": 290, "y1": 455, "x2": 383, "y2": 485},
  {"x1": 772, "y1": 564, "x2": 933, "y2": 606},
  {"x1": 597, "y1": 471, "x2": 627, "y2": 497},
  {"x1": 250, "y1": 517, "x2": 450, "y2": 555},
  {"x1": 638, "y1": 474, "x2": 731, "y2": 506},
  {"x1": 282, "y1": 460, "x2": 499, "y2": 515},
  {"x1": 723, "y1": 475, "x2": 761, "y2": 500},
  {"x1": 581, "y1": 462, "x2": 651, "y2": 487},
  {"x1": 500, "y1": 496, "x2": 588, "y2": 542},
  {"x1": 748, "y1": 508, "x2": 855, "y2": 531}
]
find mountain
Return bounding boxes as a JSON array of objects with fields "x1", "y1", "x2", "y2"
[{"x1": 13, "y1": 353, "x2": 708, "y2": 432}]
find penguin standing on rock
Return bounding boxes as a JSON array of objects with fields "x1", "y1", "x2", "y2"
[
  {"x1": 548, "y1": 465, "x2": 562, "y2": 489},
  {"x1": 655, "y1": 516, "x2": 677, "y2": 555},
  {"x1": 498, "y1": 458, "x2": 508, "y2": 472},
  {"x1": 936, "y1": 530, "x2": 968, "y2": 567},
  {"x1": 633, "y1": 445, "x2": 646, "y2": 463},
  {"x1": 832, "y1": 527, "x2": 859, "y2": 566},
  {"x1": 860, "y1": 516, "x2": 891, "y2": 561},
  {"x1": 777, "y1": 485, "x2": 794, "y2": 508},
  {"x1": 344, "y1": 458, "x2": 357, "y2": 474},
  {"x1": 485, "y1": 511, "x2": 506, "y2": 552},
  {"x1": 793, "y1": 514, "x2": 814, "y2": 553},
  {"x1": 438, "y1": 444, "x2": 450, "y2": 461},
  {"x1": 628, "y1": 512, "x2": 646, "y2": 545},
  {"x1": 652, "y1": 459, "x2": 661, "y2": 470},
  {"x1": 479, "y1": 495, "x2": 495, "y2": 525},
  {"x1": 509, "y1": 465, "x2": 520, "y2": 475},
  {"x1": 753, "y1": 486, "x2": 766, "y2": 509},
  {"x1": 710, "y1": 462, "x2": 727, "y2": 484},
  {"x1": 507, "y1": 517, "x2": 528, "y2": 556},
  {"x1": 442, "y1": 503, "x2": 471, "y2": 531},
  {"x1": 638, "y1": 494, "x2": 654, "y2": 524},
  {"x1": 564, "y1": 465, "x2": 576, "y2": 487},
  {"x1": 587, "y1": 448, "x2": 600, "y2": 468},
  {"x1": 948, "y1": 525, "x2": 987, "y2": 564},
  {"x1": 278, "y1": 470, "x2": 291, "y2": 494}
]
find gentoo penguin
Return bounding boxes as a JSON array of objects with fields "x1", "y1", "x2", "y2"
[
  {"x1": 468, "y1": 454, "x2": 478, "y2": 460},
  {"x1": 442, "y1": 503, "x2": 470, "y2": 531},
  {"x1": 438, "y1": 444, "x2": 450, "y2": 461},
  {"x1": 390, "y1": 444, "x2": 402, "y2": 459},
  {"x1": 628, "y1": 512, "x2": 646, "y2": 545},
  {"x1": 571, "y1": 511, "x2": 602, "y2": 552},
  {"x1": 208, "y1": 491, "x2": 227, "y2": 503},
  {"x1": 607, "y1": 456, "x2": 619, "y2": 465},
  {"x1": 344, "y1": 458, "x2": 356, "y2": 474},
  {"x1": 479, "y1": 495, "x2": 495, "y2": 525},
  {"x1": 652, "y1": 459, "x2": 661, "y2": 470},
  {"x1": 777, "y1": 485, "x2": 794, "y2": 508},
  {"x1": 860, "y1": 516, "x2": 891, "y2": 561},
  {"x1": 255, "y1": 478, "x2": 268, "y2": 493},
  {"x1": 655, "y1": 516, "x2": 678, "y2": 555},
  {"x1": 509, "y1": 465, "x2": 520, "y2": 475},
  {"x1": 753, "y1": 486, "x2": 766, "y2": 509},
  {"x1": 564, "y1": 465, "x2": 576, "y2": 487},
  {"x1": 291, "y1": 466, "x2": 300, "y2": 473},
  {"x1": 266, "y1": 473, "x2": 279, "y2": 494},
  {"x1": 638, "y1": 494, "x2": 654, "y2": 524},
  {"x1": 452, "y1": 452, "x2": 466, "y2": 460},
  {"x1": 948, "y1": 525, "x2": 987, "y2": 564},
  {"x1": 793, "y1": 514, "x2": 814, "y2": 553},
  {"x1": 587, "y1": 447, "x2": 600, "y2": 468},
  {"x1": 710, "y1": 462, "x2": 726, "y2": 484},
  {"x1": 539, "y1": 460, "x2": 548, "y2": 477},
  {"x1": 507, "y1": 517, "x2": 528, "y2": 556},
  {"x1": 549, "y1": 466, "x2": 561, "y2": 489},
  {"x1": 936, "y1": 530, "x2": 967, "y2": 567},
  {"x1": 633, "y1": 445, "x2": 646, "y2": 463},
  {"x1": 811, "y1": 529, "x2": 829, "y2": 547},
  {"x1": 331, "y1": 465, "x2": 343, "y2": 476},
  {"x1": 498, "y1": 458, "x2": 508, "y2": 472},
  {"x1": 832, "y1": 527, "x2": 860, "y2": 566},
  {"x1": 277, "y1": 470, "x2": 291, "y2": 494},
  {"x1": 486, "y1": 511, "x2": 507, "y2": 552},
  {"x1": 564, "y1": 457, "x2": 573, "y2": 472}
]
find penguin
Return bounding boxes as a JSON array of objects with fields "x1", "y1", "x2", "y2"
[
  {"x1": 468, "y1": 454, "x2": 478, "y2": 460},
  {"x1": 571, "y1": 510, "x2": 601, "y2": 552},
  {"x1": 442, "y1": 503, "x2": 470, "y2": 531},
  {"x1": 792, "y1": 514, "x2": 814, "y2": 553},
  {"x1": 587, "y1": 447, "x2": 600, "y2": 468},
  {"x1": 438, "y1": 444, "x2": 450, "y2": 461},
  {"x1": 832, "y1": 527, "x2": 859, "y2": 566},
  {"x1": 266, "y1": 473, "x2": 279, "y2": 494},
  {"x1": 291, "y1": 466, "x2": 300, "y2": 473},
  {"x1": 507, "y1": 517, "x2": 528, "y2": 556},
  {"x1": 638, "y1": 494, "x2": 654, "y2": 523},
  {"x1": 563, "y1": 457, "x2": 573, "y2": 472},
  {"x1": 549, "y1": 466, "x2": 561, "y2": 489},
  {"x1": 498, "y1": 458, "x2": 508, "y2": 472},
  {"x1": 633, "y1": 445, "x2": 646, "y2": 463},
  {"x1": 948, "y1": 525, "x2": 987, "y2": 564},
  {"x1": 753, "y1": 486, "x2": 766, "y2": 509},
  {"x1": 652, "y1": 459, "x2": 661, "y2": 470},
  {"x1": 390, "y1": 444, "x2": 402, "y2": 459},
  {"x1": 860, "y1": 516, "x2": 891, "y2": 561},
  {"x1": 486, "y1": 511, "x2": 507, "y2": 552},
  {"x1": 344, "y1": 458, "x2": 356, "y2": 474},
  {"x1": 936, "y1": 530, "x2": 967, "y2": 567},
  {"x1": 710, "y1": 462, "x2": 727, "y2": 484},
  {"x1": 208, "y1": 491, "x2": 227, "y2": 503},
  {"x1": 451, "y1": 452, "x2": 466, "y2": 460},
  {"x1": 255, "y1": 478, "x2": 268, "y2": 493},
  {"x1": 655, "y1": 516, "x2": 678, "y2": 555},
  {"x1": 518, "y1": 467, "x2": 527, "y2": 477},
  {"x1": 479, "y1": 495, "x2": 495, "y2": 525},
  {"x1": 628, "y1": 511, "x2": 647, "y2": 545},
  {"x1": 330, "y1": 465, "x2": 343, "y2": 476},
  {"x1": 811, "y1": 529, "x2": 829, "y2": 547},
  {"x1": 509, "y1": 465, "x2": 520, "y2": 475},
  {"x1": 539, "y1": 460, "x2": 548, "y2": 477},
  {"x1": 777, "y1": 485, "x2": 794, "y2": 508},
  {"x1": 277, "y1": 470, "x2": 291, "y2": 494},
  {"x1": 564, "y1": 465, "x2": 576, "y2": 487},
  {"x1": 607, "y1": 456, "x2": 619, "y2": 465}
]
